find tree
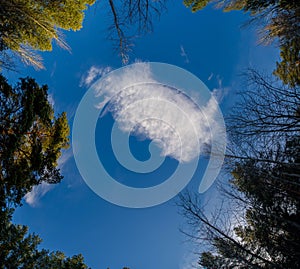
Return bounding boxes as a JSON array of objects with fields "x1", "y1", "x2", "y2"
[
  {"x1": 0, "y1": 75, "x2": 91, "y2": 268},
  {"x1": 179, "y1": 70, "x2": 300, "y2": 268},
  {"x1": 184, "y1": 0, "x2": 299, "y2": 14},
  {"x1": 181, "y1": 139, "x2": 300, "y2": 268},
  {"x1": 183, "y1": 0, "x2": 300, "y2": 86},
  {"x1": 274, "y1": 39, "x2": 300, "y2": 87},
  {"x1": 0, "y1": 0, "x2": 95, "y2": 69},
  {"x1": 231, "y1": 137, "x2": 300, "y2": 267},
  {"x1": 0, "y1": 0, "x2": 168, "y2": 67},
  {"x1": 106, "y1": 0, "x2": 166, "y2": 64},
  {"x1": 0, "y1": 74, "x2": 70, "y2": 209},
  {"x1": 183, "y1": 0, "x2": 213, "y2": 13},
  {"x1": 0, "y1": 209, "x2": 90, "y2": 269},
  {"x1": 227, "y1": 69, "x2": 300, "y2": 140}
]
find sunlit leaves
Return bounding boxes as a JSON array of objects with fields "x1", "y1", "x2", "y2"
[{"x1": 0, "y1": 0, "x2": 95, "y2": 68}]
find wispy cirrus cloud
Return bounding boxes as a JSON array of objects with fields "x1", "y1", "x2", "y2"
[
  {"x1": 180, "y1": 45, "x2": 190, "y2": 63},
  {"x1": 80, "y1": 66, "x2": 112, "y2": 88},
  {"x1": 47, "y1": 93, "x2": 55, "y2": 107},
  {"x1": 207, "y1": 73, "x2": 230, "y2": 103},
  {"x1": 211, "y1": 75, "x2": 230, "y2": 103},
  {"x1": 57, "y1": 148, "x2": 73, "y2": 170},
  {"x1": 24, "y1": 182, "x2": 54, "y2": 207}
]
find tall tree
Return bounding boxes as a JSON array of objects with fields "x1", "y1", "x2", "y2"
[
  {"x1": 274, "y1": 39, "x2": 300, "y2": 87},
  {"x1": 179, "y1": 70, "x2": 300, "y2": 268},
  {"x1": 183, "y1": 0, "x2": 300, "y2": 87},
  {"x1": 0, "y1": 0, "x2": 167, "y2": 67},
  {"x1": 0, "y1": 0, "x2": 95, "y2": 68},
  {"x1": 0, "y1": 74, "x2": 70, "y2": 208},
  {"x1": 0, "y1": 209, "x2": 90, "y2": 269},
  {"x1": 0, "y1": 74, "x2": 91, "y2": 268}
]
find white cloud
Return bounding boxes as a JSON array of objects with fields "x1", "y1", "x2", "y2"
[
  {"x1": 57, "y1": 148, "x2": 73, "y2": 170},
  {"x1": 180, "y1": 45, "x2": 190, "y2": 63},
  {"x1": 50, "y1": 61, "x2": 57, "y2": 77},
  {"x1": 24, "y1": 182, "x2": 54, "y2": 207},
  {"x1": 47, "y1": 94, "x2": 55, "y2": 107},
  {"x1": 94, "y1": 62, "x2": 221, "y2": 163},
  {"x1": 80, "y1": 66, "x2": 112, "y2": 87},
  {"x1": 211, "y1": 75, "x2": 230, "y2": 103}
]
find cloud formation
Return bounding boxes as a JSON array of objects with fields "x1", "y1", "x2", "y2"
[
  {"x1": 80, "y1": 66, "x2": 112, "y2": 87},
  {"x1": 24, "y1": 182, "x2": 54, "y2": 207},
  {"x1": 47, "y1": 93, "x2": 55, "y2": 107},
  {"x1": 208, "y1": 72, "x2": 214, "y2": 81},
  {"x1": 94, "y1": 63, "x2": 221, "y2": 163},
  {"x1": 180, "y1": 45, "x2": 189, "y2": 63},
  {"x1": 211, "y1": 75, "x2": 230, "y2": 103}
]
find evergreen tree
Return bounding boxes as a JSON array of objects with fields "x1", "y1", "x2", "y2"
[
  {"x1": 274, "y1": 39, "x2": 300, "y2": 87},
  {"x1": 0, "y1": 0, "x2": 95, "y2": 68},
  {"x1": 180, "y1": 70, "x2": 300, "y2": 268},
  {"x1": 183, "y1": 0, "x2": 300, "y2": 87},
  {"x1": 196, "y1": 134, "x2": 300, "y2": 268},
  {"x1": 0, "y1": 74, "x2": 69, "y2": 208},
  {"x1": 0, "y1": 209, "x2": 89, "y2": 269},
  {"x1": 0, "y1": 74, "x2": 91, "y2": 268}
]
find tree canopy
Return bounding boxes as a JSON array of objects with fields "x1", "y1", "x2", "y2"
[
  {"x1": 0, "y1": 74, "x2": 92, "y2": 268},
  {"x1": 0, "y1": 1, "x2": 298, "y2": 268},
  {"x1": 183, "y1": 0, "x2": 300, "y2": 87},
  {"x1": 180, "y1": 70, "x2": 300, "y2": 268},
  {"x1": 0, "y1": 0, "x2": 95, "y2": 68},
  {"x1": 0, "y1": 208, "x2": 89, "y2": 269},
  {"x1": 0, "y1": 74, "x2": 69, "y2": 208},
  {"x1": 193, "y1": 132, "x2": 300, "y2": 268}
]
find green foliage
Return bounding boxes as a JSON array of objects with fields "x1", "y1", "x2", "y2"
[
  {"x1": 199, "y1": 105, "x2": 300, "y2": 267},
  {"x1": 196, "y1": 147, "x2": 300, "y2": 267},
  {"x1": 0, "y1": 74, "x2": 90, "y2": 268},
  {"x1": 183, "y1": 0, "x2": 299, "y2": 13},
  {"x1": 183, "y1": 0, "x2": 212, "y2": 12},
  {"x1": 183, "y1": 0, "x2": 243, "y2": 12},
  {"x1": 0, "y1": 209, "x2": 43, "y2": 269},
  {"x1": 230, "y1": 137, "x2": 300, "y2": 267},
  {"x1": 180, "y1": 70, "x2": 300, "y2": 268},
  {"x1": 0, "y1": 0, "x2": 95, "y2": 68},
  {"x1": 0, "y1": 209, "x2": 89, "y2": 269},
  {"x1": 0, "y1": 74, "x2": 70, "y2": 208},
  {"x1": 35, "y1": 252, "x2": 89, "y2": 269},
  {"x1": 199, "y1": 252, "x2": 224, "y2": 268},
  {"x1": 183, "y1": 0, "x2": 300, "y2": 86},
  {"x1": 274, "y1": 39, "x2": 300, "y2": 87}
]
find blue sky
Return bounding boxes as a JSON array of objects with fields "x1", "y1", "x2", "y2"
[{"x1": 7, "y1": 1, "x2": 279, "y2": 269}]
